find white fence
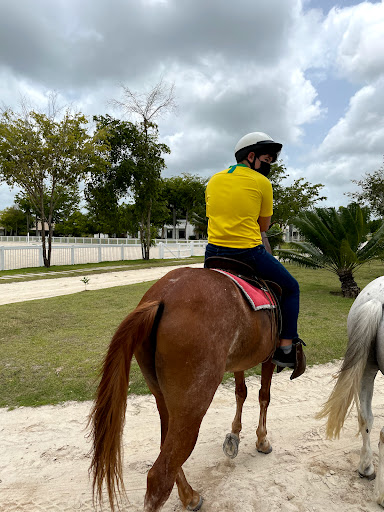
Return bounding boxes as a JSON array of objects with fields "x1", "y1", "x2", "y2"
[
  {"x1": 0, "y1": 235, "x2": 197, "y2": 245},
  {"x1": 0, "y1": 239, "x2": 207, "y2": 271}
]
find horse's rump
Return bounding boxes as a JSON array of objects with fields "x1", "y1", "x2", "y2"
[{"x1": 139, "y1": 267, "x2": 277, "y2": 373}]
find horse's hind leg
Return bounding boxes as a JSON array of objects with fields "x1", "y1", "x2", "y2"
[
  {"x1": 154, "y1": 394, "x2": 202, "y2": 511},
  {"x1": 176, "y1": 468, "x2": 203, "y2": 511},
  {"x1": 223, "y1": 371, "x2": 246, "y2": 459},
  {"x1": 256, "y1": 359, "x2": 275, "y2": 454},
  {"x1": 136, "y1": 350, "x2": 202, "y2": 511},
  {"x1": 144, "y1": 416, "x2": 204, "y2": 512},
  {"x1": 358, "y1": 360, "x2": 378, "y2": 479}
]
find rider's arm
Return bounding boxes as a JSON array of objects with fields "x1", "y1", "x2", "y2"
[{"x1": 258, "y1": 216, "x2": 271, "y2": 232}]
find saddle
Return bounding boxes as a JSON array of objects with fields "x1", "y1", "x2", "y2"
[
  {"x1": 205, "y1": 256, "x2": 282, "y2": 299},
  {"x1": 205, "y1": 256, "x2": 306, "y2": 380},
  {"x1": 205, "y1": 256, "x2": 281, "y2": 332}
]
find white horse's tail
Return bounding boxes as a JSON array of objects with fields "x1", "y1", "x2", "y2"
[{"x1": 316, "y1": 298, "x2": 383, "y2": 439}]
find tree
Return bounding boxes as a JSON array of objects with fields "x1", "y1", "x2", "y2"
[
  {"x1": 85, "y1": 179, "x2": 122, "y2": 236},
  {"x1": 89, "y1": 112, "x2": 171, "y2": 257},
  {"x1": 269, "y1": 162, "x2": 326, "y2": 229},
  {"x1": 347, "y1": 159, "x2": 384, "y2": 217},
  {"x1": 276, "y1": 203, "x2": 384, "y2": 298},
  {"x1": 87, "y1": 115, "x2": 170, "y2": 252},
  {"x1": 111, "y1": 80, "x2": 175, "y2": 258},
  {"x1": 0, "y1": 206, "x2": 27, "y2": 235},
  {"x1": 190, "y1": 206, "x2": 208, "y2": 239},
  {"x1": 119, "y1": 203, "x2": 140, "y2": 237},
  {"x1": 54, "y1": 211, "x2": 94, "y2": 237},
  {"x1": 15, "y1": 187, "x2": 81, "y2": 235},
  {"x1": 0, "y1": 108, "x2": 108, "y2": 266},
  {"x1": 14, "y1": 194, "x2": 34, "y2": 234},
  {"x1": 131, "y1": 131, "x2": 169, "y2": 258},
  {"x1": 163, "y1": 174, "x2": 207, "y2": 238}
]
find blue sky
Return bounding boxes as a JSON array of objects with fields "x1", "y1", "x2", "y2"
[{"x1": 0, "y1": 0, "x2": 383, "y2": 212}]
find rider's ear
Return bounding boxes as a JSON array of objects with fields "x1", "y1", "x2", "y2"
[{"x1": 247, "y1": 151, "x2": 256, "y2": 163}]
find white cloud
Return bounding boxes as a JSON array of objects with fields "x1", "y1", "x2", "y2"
[
  {"x1": 331, "y1": 2, "x2": 384, "y2": 82},
  {"x1": 318, "y1": 77, "x2": 384, "y2": 157}
]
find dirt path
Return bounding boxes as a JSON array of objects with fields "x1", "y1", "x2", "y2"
[
  {"x1": 0, "y1": 263, "x2": 203, "y2": 305},
  {"x1": 1, "y1": 361, "x2": 384, "y2": 512}
]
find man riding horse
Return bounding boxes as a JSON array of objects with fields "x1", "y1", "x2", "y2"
[{"x1": 204, "y1": 131, "x2": 305, "y2": 369}]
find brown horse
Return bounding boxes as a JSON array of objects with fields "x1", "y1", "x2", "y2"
[{"x1": 89, "y1": 265, "x2": 279, "y2": 512}]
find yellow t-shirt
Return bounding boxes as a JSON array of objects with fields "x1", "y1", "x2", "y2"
[{"x1": 205, "y1": 164, "x2": 273, "y2": 248}]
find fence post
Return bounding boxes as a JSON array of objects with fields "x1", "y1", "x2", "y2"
[
  {"x1": 190, "y1": 241, "x2": 194, "y2": 257},
  {"x1": 98, "y1": 245, "x2": 102, "y2": 263},
  {"x1": 159, "y1": 242, "x2": 164, "y2": 259},
  {"x1": 0, "y1": 247, "x2": 4, "y2": 270},
  {"x1": 121, "y1": 244, "x2": 124, "y2": 261},
  {"x1": 71, "y1": 246, "x2": 75, "y2": 265},
  {"x1": 39, "y1": 246, "x2": 44, "y2": 267}
]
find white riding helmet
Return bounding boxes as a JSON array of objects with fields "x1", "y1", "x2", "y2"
[{"x1": 234, "y1": 132, "x2": 282, "y2": 163}]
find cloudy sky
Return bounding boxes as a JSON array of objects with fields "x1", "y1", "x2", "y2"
[{"x1": 1, "y1": 0, "x2": 383, "y2": 211}]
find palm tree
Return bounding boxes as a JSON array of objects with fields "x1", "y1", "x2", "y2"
[{"x1": 276, "y1": 204, "x2": 384, "y2": 298}]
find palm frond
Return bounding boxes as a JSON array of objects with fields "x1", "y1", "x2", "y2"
[
  {"x1": 293, "y1": 213, "x2": 339, "y2": 261},
  {"x1": 357, "y1": 220, "x2": 384, "y2": 261},
  {"x1": 338, "y1": 204, "x2": 367, "y2": 251},
  {"x1": 281, "y1": 204, "x2": 384, "y2": 297},
  {"x1": 338, "y1": 238, "x2": 359, "y2": 269},
  {"x1": 276, "y1": 248, "x2": 323, "y2": 269}
]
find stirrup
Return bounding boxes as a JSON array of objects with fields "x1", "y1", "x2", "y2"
[{"x1": 290, "y1": 338, "x2": 306, "y2": 380}]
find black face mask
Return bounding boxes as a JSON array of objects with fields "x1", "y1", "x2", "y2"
[
  {"x1": 247, "y1": 157, "x2": 271, "y2": 177},
  {"x1": 257, "y1": 161, "x2": 271, "y2": 177}
]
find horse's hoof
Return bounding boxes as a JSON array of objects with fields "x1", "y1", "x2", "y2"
[
  {"x1": 358, "y1": 469, "x2": 376, "y2": 481},
  {"x1": 256, "y1": 440, "x2": 272, "y2": 454},
  {"x1": 187, "y1": 495, "x2": 204, "y2": 511},
  {"x1": 223, "y1": 433, "x2": 239, "y2": 459},
  {"x1": 257, "y1": 445, "x2": 273, "y2": 454}
]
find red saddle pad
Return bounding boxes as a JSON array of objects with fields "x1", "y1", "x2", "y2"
[{"x1": 211, "y1": 269, "x2": 276, "y2": 311}]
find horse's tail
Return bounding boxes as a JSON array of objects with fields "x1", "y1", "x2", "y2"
[
  {"x1": 88, "y1": 300, "x2": 163, "y2": 511},
  {"x1": 316, "y1": 299, "x2": 382, "y2": 439}
]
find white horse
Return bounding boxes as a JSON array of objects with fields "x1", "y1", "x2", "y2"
[{"x1": 316, "y1": 275, "x2": 384, "y2": 506}]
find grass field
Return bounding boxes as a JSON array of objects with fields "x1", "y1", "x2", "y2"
[{"x1": 0, "y1": 260, "x2": 382, "y2": 408}]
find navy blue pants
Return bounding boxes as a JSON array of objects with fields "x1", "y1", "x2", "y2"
[{"x1": 204, "y1": 243, "x2": 300, "y2": 339}]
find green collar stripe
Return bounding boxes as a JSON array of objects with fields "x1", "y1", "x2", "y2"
[{"x1": 227, "y1": 163, "x2": 248, "y2": 174}]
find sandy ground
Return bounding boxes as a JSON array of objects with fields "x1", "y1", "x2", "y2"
[
  {"x1": 1, "y1": 265, "x2": 384, "y2": 511},
  {"x1": 0, "y1": 263, "x2": 203, "y2": 305}
]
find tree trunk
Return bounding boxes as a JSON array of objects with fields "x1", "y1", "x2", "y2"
[
  {"x1": 145, "y1": 203, "x2": 152, "y2": 260},
  {"x1": 337, "y1": 269, "x2": 360, "y2": 298},
  {"x1": 40, "y1": 196, "x2": 50, "y2": 267},
  {"x1": 185, "y1": 210, "x2": 188, "y2": 240},
  {"x1": 41, "y1": 226, "x2": 49, "y2": 267},
  {"x1": 139, "y1": 214, "x2": 147, "y2": 260},
  {"x1": 47, "y1": 219, "x2": 54, "y2": 268}
]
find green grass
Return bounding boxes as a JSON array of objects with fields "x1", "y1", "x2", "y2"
[
  {"x1": 0, "y1": 260, "x2": 383, "y2": 408},
  {"x1": 0, "y1": 281, "x2": 154, "y2": 408}
]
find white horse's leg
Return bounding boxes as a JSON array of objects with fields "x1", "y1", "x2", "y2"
[
  {"x1": 375, "y1": 428, "x2": 384, "y2": 507},
  {"x1": 358, "y1": 361, "x2": 378, "y2": 479}
]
